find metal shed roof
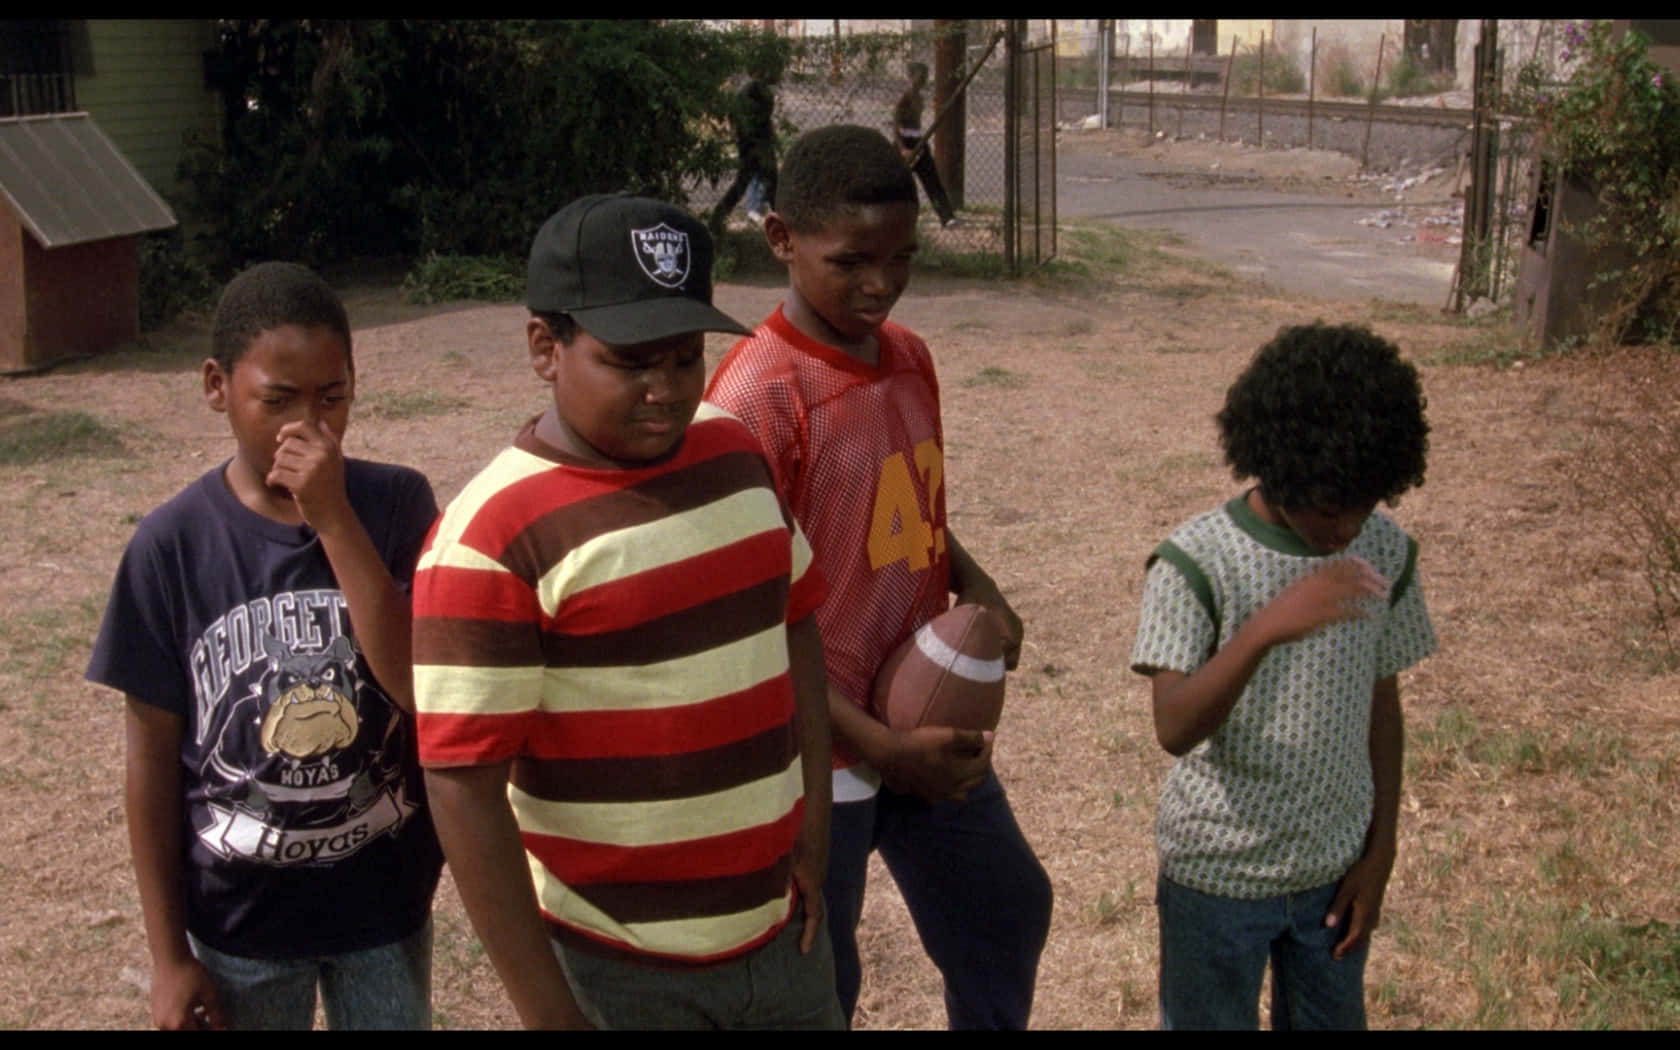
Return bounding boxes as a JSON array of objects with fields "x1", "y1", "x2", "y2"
[{"x1": 0, "y1": 112, "x2": 177, "y2": 249}]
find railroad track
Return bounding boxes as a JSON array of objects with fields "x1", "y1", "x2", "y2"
[{"x1": 1102, "y1": 89, "x2": 1483, "y2": 128}]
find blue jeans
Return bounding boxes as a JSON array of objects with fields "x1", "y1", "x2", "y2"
[
  {"x1": 825, "y1": 769, "x2": 1053, "y2": 1029},
  {"x1": 187, "y1": 918, "x2": 431, "y2": 1030},
  {"x1": 1156, "y1": 876, "x2": 1369, "y2": 1030},
  {"x1": 551, "y1": 909, "x2": 845, "y2": 1030}
]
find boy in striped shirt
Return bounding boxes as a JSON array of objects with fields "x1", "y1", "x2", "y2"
[{"x1": 412, "y1": 195, "x2": 842, "y2": 1030}]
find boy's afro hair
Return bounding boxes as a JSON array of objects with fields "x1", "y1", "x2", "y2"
[
  {"x1": 211, "y1": 261, "x2": 352, "y2": 372},
  {"x1": 775, "y1": 124, "x2": 917, "y2": 232},
  {"x1": 1217, "y1": 322, "x2": 1428, "y2": 510}
]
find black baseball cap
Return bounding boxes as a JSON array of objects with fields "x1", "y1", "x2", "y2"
[{"x1": 527, "y1": 194, "x2": 751, "y2": 345}]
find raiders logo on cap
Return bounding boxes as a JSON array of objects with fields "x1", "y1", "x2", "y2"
[
  {"x1": 526, "y1": 194, "x2": 751, "y2": 345},
  {"x1": 632, "y1": 224, "x2": 690, "y2": 289}
]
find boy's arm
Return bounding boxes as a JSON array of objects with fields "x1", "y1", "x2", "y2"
[
  {"x1": 269, "y1": 420, "x2": 419, "y2": 711},
  {"x1": 1326, "y1": 674, "x2": 1403, "y2": 958},
  {"x1": 947, "y1": 529, "x2": 1024, "y2": 670},
  {"x1": 786, "y1": 613, "x2": 832, "y2": 953},
  {"x1": 124, "y1": 699, "x2": 225, "y2": 1031},
  {"x1": 423, "y1": 762, "x2": 593, "y2": 1029},
  {"x1": 1150, "y1": 556, "x2": 1390, "y2": 756}
]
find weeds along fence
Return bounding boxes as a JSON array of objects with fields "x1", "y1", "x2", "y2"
[
  {"x1": 1053, "y1": 20, "x2": 1570, "y2": 154},
  {"x1": 691, "y1": 21, "x2": 1059, "y2": 272}
]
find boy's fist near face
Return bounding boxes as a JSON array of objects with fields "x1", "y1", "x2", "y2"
[
  {"x1": 1260, "y1": 557, "x2": 1391, "y2": 646},
  {"x1": 269, "y1": 419, "x2": 352, "y2": 533}
]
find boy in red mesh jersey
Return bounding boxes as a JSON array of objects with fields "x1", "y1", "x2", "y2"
[{"x1": 706, "y1": 124, "x2": 1052, "y2": 1030}]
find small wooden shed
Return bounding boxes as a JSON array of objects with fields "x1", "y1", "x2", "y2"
[{"x1": 0, "y1": 111, "x2": 176, "y2": 373}]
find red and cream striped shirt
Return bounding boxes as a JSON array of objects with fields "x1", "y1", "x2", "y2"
[{"x1": 413, "y1": 405, "x2": 825, "y2": 963}]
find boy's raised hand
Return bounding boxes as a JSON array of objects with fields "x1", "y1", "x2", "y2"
[
  {"x1": 268, "y1": 419, "x2": 351, "y2": 533},
  {"x1": 880, "y1": 726, "x2": 993, "y2": 803},
  {"x1": 1258, "y1": 556, "x2": 1389, "y2": 646}
]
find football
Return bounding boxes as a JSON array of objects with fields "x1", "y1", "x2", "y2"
[{"x1": 870, "y1": 604, "x2": 1008, "y2": 732}]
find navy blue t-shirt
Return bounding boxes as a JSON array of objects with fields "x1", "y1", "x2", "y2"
[{"x1": 87, "y1": 460, "x2": 444, "y2": 959}]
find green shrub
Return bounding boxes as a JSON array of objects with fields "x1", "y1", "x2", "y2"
[
  {"x1": 1513, "y1": 21, "x2": 1680, "y2": 345},
  {"x1": 1327, "y1": 57, "x2": 1364, "y2": 97},
  {"x1": 138, "y1": 230, "x2": 217, "y2": 331},
  {"x1": 401, "y1": 254, "x2": 523, "y2": 305},
  {"x1": 183, "y1": 20, "x2": 786, "y2": 271},
  {"x1": 1382, "y1": 55, "x2": 1452, "y2": 100}
]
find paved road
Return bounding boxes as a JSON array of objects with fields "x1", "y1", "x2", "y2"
[{"x1": 1057, "y1": 142, "x2": 1461, "y2": 307}]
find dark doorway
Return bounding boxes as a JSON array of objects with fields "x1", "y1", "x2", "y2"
[{"x1": 1191, "y1": 20, "x2": 1218, "y2": 57}]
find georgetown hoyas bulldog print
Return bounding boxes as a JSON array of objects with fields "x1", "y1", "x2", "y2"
[{"x1": 191, "y1": 590, "x2": 420, "y2": 867}]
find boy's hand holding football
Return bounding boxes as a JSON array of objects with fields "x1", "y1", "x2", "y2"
[
  {"x1": 949, "y1": 532, "x2": 1025, "y2": 670},
  {"x1": 879, "y1": 725, "x2": 993, "y2": 803},
  {"x1": 956, "y1": 578, "x2": 1025, "y2": 671}
]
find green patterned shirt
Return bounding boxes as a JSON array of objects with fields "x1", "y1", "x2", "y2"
[{"x1": 1131, "y1": 495, "x2": 1437, "y2": 899}]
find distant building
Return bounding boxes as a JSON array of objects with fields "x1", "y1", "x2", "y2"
[
  {"x1": 0, "y1": 20, "x2": 204, "y2": 369},
  {"x1": 2, "y1": 19, "x2": 219, "y2": 202}
]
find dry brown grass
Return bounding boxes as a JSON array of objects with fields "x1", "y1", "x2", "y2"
[{"x1": 4, "y1": 200, "x2": 1679, "y2": 1029}]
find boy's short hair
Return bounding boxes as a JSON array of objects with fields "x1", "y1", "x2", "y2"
[
  {"x1": 775, "y1": 125, "x2": 917, "y2": 233},
  {"x1": 526, "y1": 194, "x2": 749, "y2": 346},
  {"x1": 1217, "y1": 322, "x2": 1428, "y2": 510},
  {"x1": 211, "y1": 261, "x2": 352, "y2": 372}
]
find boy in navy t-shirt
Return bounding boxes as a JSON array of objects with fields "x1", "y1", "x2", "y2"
[{"x1": 87, "y1": 262, "x2": 442, "y2": 1030}]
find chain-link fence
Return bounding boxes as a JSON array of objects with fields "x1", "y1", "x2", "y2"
[
  {"x1": 1048, "y1": 20, "x2": 1582, "y2": 310},
  {"x1": 691, "y1": 21, "x2": 1057, "y2": 271},
  {"x1": 1007, "y1": 28, "x2": 1057, "y2": 272}
]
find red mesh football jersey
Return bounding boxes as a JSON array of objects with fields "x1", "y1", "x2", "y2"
[{"x1": 707, "y1": 307, "x2": 952, "y2": 767}]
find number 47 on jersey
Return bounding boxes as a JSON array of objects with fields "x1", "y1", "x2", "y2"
[{"x1": 867, "y1": 438, "x2": 945, "y2": 572}]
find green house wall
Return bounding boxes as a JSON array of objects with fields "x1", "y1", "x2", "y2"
[{"x1": 71, "y1": 19, "x2": 218, "y2": 201}]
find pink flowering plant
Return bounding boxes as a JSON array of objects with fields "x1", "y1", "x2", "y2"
[{"x1": 1515, "y1": 20, "x2": 1680, "y2": 342}]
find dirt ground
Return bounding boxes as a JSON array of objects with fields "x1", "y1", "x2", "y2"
[{"x1": 3, "y1": 143, "x2": 1678, "y2": 1030}]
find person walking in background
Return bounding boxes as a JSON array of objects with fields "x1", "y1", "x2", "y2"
[
  {"x1": 711, "y1": 60, "x2": 782, "y2": 236},
  {"x1": 893, "y1": 61, "x2": 959, "y2": 228}
]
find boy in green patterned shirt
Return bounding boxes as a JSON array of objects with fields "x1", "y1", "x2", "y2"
[{"x1": 1130, "y1": 323, "x2": 1437, "y2": 1030}]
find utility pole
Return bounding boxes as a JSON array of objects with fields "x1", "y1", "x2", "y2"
[{"x1": 933, "y1": 19, "x2": 968, "y2": 208}]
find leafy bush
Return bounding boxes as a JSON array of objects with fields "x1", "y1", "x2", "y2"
[
  {"x1": 182, "y1": 20, "x2": 783, "y2": 272},
  {"x1": 1513, "y1": 20, "x2": 1680, "y2": 345},
  {"x1": 138, "y1": 230, "x2": 218, "y2": 331}
]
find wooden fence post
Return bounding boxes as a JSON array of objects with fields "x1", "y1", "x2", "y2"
[
  {"x1": 1219, "y1": 35, "x2": 1236, "y2": 142},
  {"x1": 1362, "y1": 34, "x2": 1386, "y2": 171},
  {"x1": 1147, "y1": 31, "x2": 1156, "y2": 138},
  {"x1": 1308, "y1": 26, "x2": 1317, "y2": 150},
  {"x1": 1179, "y1": 40, "x2": 1192, "y2": 138}
]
